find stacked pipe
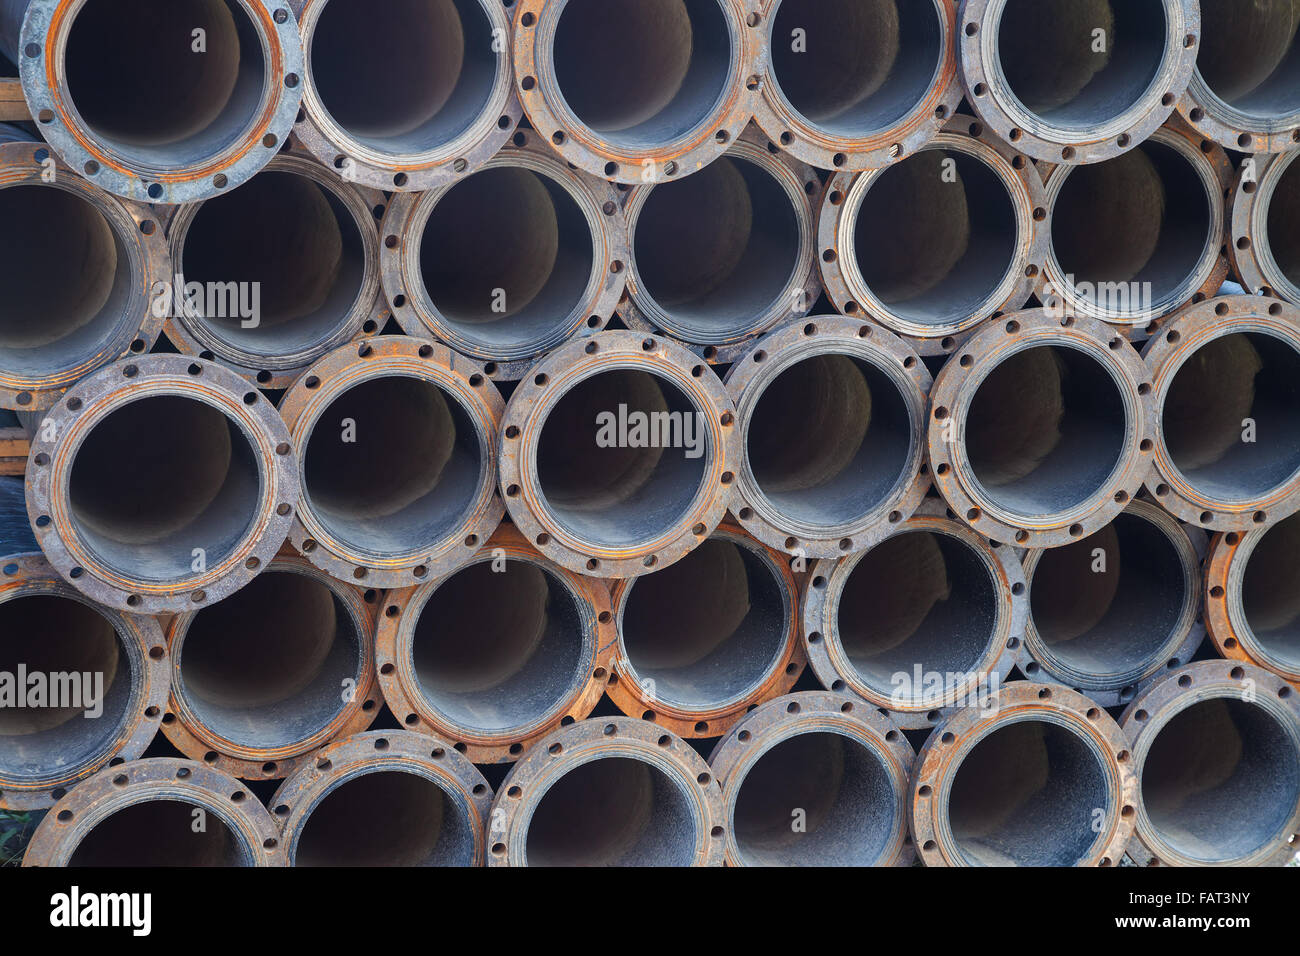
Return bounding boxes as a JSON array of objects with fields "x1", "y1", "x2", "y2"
[{"x1": 0, "y1": 0, "x2": 1298, "y2": 869}]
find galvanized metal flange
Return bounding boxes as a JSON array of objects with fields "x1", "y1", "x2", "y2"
[
  {"x1": 1230, "y1": 150, "x2": 1300, "y2": 306},
  {"x1": 708, "y1": 691, "x2": 916, "y2": 866},
  {"x1": 381, "y1": 130, "x2": 627, "y2": 380},
  {"x1": 1142, "y1": 295, "x2": 1300, "y2": 530},
  {"x1": 512, "y1": 0, "x2": 762, "y2": 185},
  {"x1": 16, "y1": 0, "x2": 304, "y2": 203},
  {"x1": 269, "y1": 729, "x2": 493, "y2": 866},
  {"x1": 911, "y1": 681, "x2": 1138, "y2": 867},
  {"x1": 0, "y1": 551, "x2": 168, "y2": 810},
  {"x1": 26, "y1": 353, "x2": 300, "y2": 614},
  {"x1": 23, "y1": 757, "x2": 286, "y2": 866},
  {"x1": 1120, "y1": 660, "x2": 1300, "y2": 867},
  {"x1": 606, "y1": 519, "x2": 805, "y2": 738},
  {"x1": 487, "y1": 716, "x2": 726, "y2": 866},
  {"x1": 279, "y1": 335, "x2": 505, "y2": 588},
  {"x1": 802, "y1": 499, "x2": 1024, "y2": 730},
  {"x1": 929, "y1": 308, "x2": 1155, "y2": 548},
  {"x1": 376, "y1": 523, "x2": 614, "y2": 763},
  {"x1": 817, "y1": 113, "x2": 1046, "y2": 356},
  {"x1": 499, "y1": 330, "x2": 739, "y2": 579},
  {"x1": 163, "y1": 149, "x2": 390, "y2": 390},
  {"x1": 958, "y1": 0, "x2": 1200, "y2": 166}
]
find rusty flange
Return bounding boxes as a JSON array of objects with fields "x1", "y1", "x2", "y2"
[
  {"x1": 817, "y1": 113, "x2": 1046, "y2": 356},
  {"x1": 381, "y1": 129, "x2": 628, "y2": 379},
  {"x1": 23, "y1": 757, "x2": 286, "y2": 866},
  {"x1": 606, "y1": 519, "x2": 804, "y2": 738},
  {"x1": 0, "y1": 137, "x2": 168, "y2": 411},
  {"x1": 487, "y1": 716, "x2": 726, "y2": 866},
  {"x1": 26, "y1": 353, "x2": 300, "y2": 614},
  {"x1": 1120, "y1": 661, "x2": 1300, "y2": 867},
  {"x1": 1229, "y1": 150, "x2": 1300, "y2": 306},
  {"x1": 621, "y1": 126, "x2": 821, "y2": 365},
  {"x1": 911, "y1": 681, "x2": 1138, "y2": 866},
  {"x1": 0, "y1": 551, "x2": 168, "y2": 810},
  {"x1": 268, "y1": 729, "x2": 493, "y2": 866},
  {"x1": 376, "y1": 523, "x2": 614, "y2": 763},
  {"x1": 279, "y1": 335, "x2": 505, "y2": 587}
]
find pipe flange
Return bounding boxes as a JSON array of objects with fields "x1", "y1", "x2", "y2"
[
  {"x1": 1230, "y1": 150, "x2": 1300, "y2": 306},
  {"x1": 487, "y1": 717, "x2": 726, "y2": 866},
  {"x1": 381, "y1": 130, "x2": 628, "y2": 380},
  {"x1": 279, "y1": 335, "x2": 505, "y2": 588},
  {"x1": 26, "y1": 354, "x2": 300, "y2": 614},
  {"x1": 912, "y1": 681, "x2": 1138, "y2": 867},
  {"x1": 1177, "y1": 49, "x2": 1300, "y2": 155}
]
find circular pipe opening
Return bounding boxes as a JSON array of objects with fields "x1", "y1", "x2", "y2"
[
  {"x1": 769, "y1": 0, "x2": 943, "y2": 137},
  {"x1": 177, "y1": 570, "x2": 359, "y2": 751},
  {"x1": 69, "y1": 799, "x2": 250, "y2": 866},
  {"x1": 1266, "y1": 156, "x2": 1300, "y2": 293},
  {"x1": 180, "y1": 170, "x2": 367, "y2": 357},
  {"x1": 948, "y1": 718, "x2": 1108, "y2": 865},
  {"x1": 1162, "y1": 331, "x2": 1300, "y2": 502},
  {"x1": 1141, "y1": 697, "x2": 1300, "y2": 862},
  {"x1": 68, "y1": 395, "x2": 262, "y2": 581},
  {"x1": 63, "y1": 0, "x2": 268, "y2": 169},
  {"x1": 853, "y1": 150, "x2": 1017, "y2": 327},
  {"x1": 634, "y1": 156, "x2": 801, "y2": 341},
  {"x1": 995, "y1": 0, "x2": 1168, "y2": 131},
  {"x1": 965, "y1": 344, "x2": 1127, "y2": 517},
  {"x1": 293, "y1": 769, "x2": 475, "y2": 866},
  {"x1": 535, "y1": 368, "x2": 709, "y2": 549},
  {"x1": 1197, "y1": 0, "x2": 1300, "y2": 120},
  {"x1": 551, "y1": 0, "x2": 732, "y2": 149},
  {"x1": 621, "y1": 537, "x2": 786, "y2": 709},
  {"x1": 411, "y1": 559, "x2": 585, "y2": 733},
  {"x1": 1240, "y1": 511, "x2": 1300, "y2": 672},
  {"x1": 303, "y1": 376, "x2": 485, "y2": 554},
  {"x1": 732, "y1": 730, "x2": 899, "y2": 865},
  {"x1": 525, "y1": 756, "x2": 696, "y2": 866}
]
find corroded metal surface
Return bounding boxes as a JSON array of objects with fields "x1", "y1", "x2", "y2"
[{"x1": 1229, "y1": 150, "x2": 1300, "y2": 306}]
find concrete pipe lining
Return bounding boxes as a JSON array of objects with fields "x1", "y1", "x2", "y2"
[{"x1": 1231, "y1": 150, "x2": 1300, "y2": 306}]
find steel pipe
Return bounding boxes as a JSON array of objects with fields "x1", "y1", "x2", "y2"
[
  {"x1": 1143, "y1": 295, "x2": 1300, "y2": 531},
  {"x1": 382, "y1": 129, "x2": 627, "y2": 379},
  {"x1": 818, "y1": 113, "x2": 1046, "y2": 355},
  {"x1": 488, "y1": 717, "x2": 726, "y2": 866},
  {"x1": 2, "y1": 0, "x2": 304, "y2": 203},
  {"x1": 0, "y1": 126, "x2": 168, "y2": 411},
  {"x1": 708, "y1": 692, "x2": 915, "y2": 866},
  {"x1": 911, "y1": 682, "x2": 1137, "y2": 866},
  {"x1": 1121, "y1": 661, "x2": 1300, "y2": 867},
  {"x1": 278, "y1": 335, "x2": 504, "y2": 587},
  {"x1": 376, "y1": 523, "x2": 614, "y2": 762},
  {"x1": 498, "y1": 330, "x2": 739, "y2": 578},
  {"x1": 511, "y1": 0, "x2": 761, "y2": 185},
  {"x1": 928, "y1": 308, "x2": 1154, "y2": 548},
  {"x1": 25, "y1": 354, "x2": 299, "y2": 614},
  {"x1": 269, "y1": 730, "x2": 493, "y2": 866},
  {"x1": 957, "y1": 0, "x2": 1200, "y2": 165},
  {"x1": 606, "y1": 519, "x2": 804, "y2": 738},
  {"x1": 1230, "y1": 149, "x2": 1300, "y2": 307}
]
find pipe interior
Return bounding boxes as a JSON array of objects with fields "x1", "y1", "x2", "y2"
[
  {"x1": 621, "y1": 537, "x2": 787, "y2": 709},
  {"x1": 69, "y1": 799, "x2": 249, "y2": 866},
  {"x1": 732, "y1": 730, "x2": 899, "y2": 866},
  {"x1": 1266, "y1": 155, "x2": 1300, "y2": 291},
  {"x1": 525, "y1": 756, "x2": 696, "y2": 866},
  {"x1": 747, "y1": 353, "x2": 912, "y2": 528},
  {"x1": 418, "y1": 166, "x2": 594, "y2": 351},
  {"x1": 411, "y1": 558, "x2": 586, "y2": 732},
  {"x1": 68, "y1": 396, "x2": 262, "y2": 581},
  {"x1": 1197, "y1": 0, "x2": 1300, "y2": 119},
  {"x1": 303, "y1": 375, "x2": 485, "y2": 554},
  {"x1": 965, "y1": 345, "x2": 1127, "y2": 517},
  {"x1": 633, "y1": 156, "x2": 801, "y2": 340},
  {"x1": 294, "y1": 769, "x2": 475, "y2": 866},
  {"x1": 1241, "y1": 511, "x2": 1300, "y2": 671},
  {"x1": 948, "y1": 718, "x2": 1108, "y2": 866},
  {"x1": 853, "y1": 150, "x2": 1017, "y2": 326},
  {"x1": 535, "y1": 368, "x2": 709, "y2": 549},
  {"x1": 177, "y1": 570, "x2": 358, "y2": 751},
  {"x1": 181, "y1": 170, "x2": 366, "y2": 356},
  {"x1": 1141, "y1": 697, "x2": 1300, "y2": 862},
  {"x1": 551, "y1": 0, "x2": 732, "y2": 149},
  {"x1": 995, "y1": 0, "x2": 1168, "y2": 130},
  {"x1": 64, "y1": 0, "x2": 267, "y2": 168},
  {"x1": 1162, "y1": 331, "x2": 1300, "y2": 502}
]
